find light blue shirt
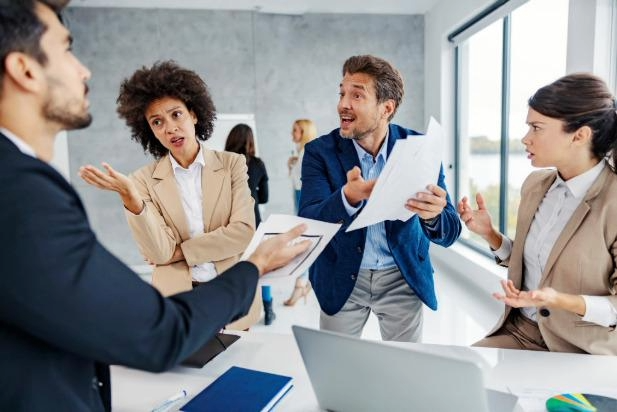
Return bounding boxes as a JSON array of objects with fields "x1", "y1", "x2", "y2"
[{"x1": 341, "y1": 135, "x2": 396, "y2": 270}]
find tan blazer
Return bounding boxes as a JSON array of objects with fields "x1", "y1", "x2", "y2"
[
  {"x1": 490, "y1": 164, "x2": 617, "y2": 354},
  {"x1": 125, "y1": 146, "x2": 261, "y2": 330}
]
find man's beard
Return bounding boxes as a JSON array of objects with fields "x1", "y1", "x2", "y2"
[
  {"x1": 339, "y1": 124, "x2": 379, "y2": 141},
  {"x1": 42, "y1": 78, "x2": 92, "y2": 130}
]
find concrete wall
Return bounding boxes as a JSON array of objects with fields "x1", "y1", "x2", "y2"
[{"x1": 64, "y1": 7, "x2": 424, "y2": 265}]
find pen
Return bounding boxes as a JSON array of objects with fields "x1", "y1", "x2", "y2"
[{"x1": 151, "y1": 389, "x2": 188, "y2": 412}]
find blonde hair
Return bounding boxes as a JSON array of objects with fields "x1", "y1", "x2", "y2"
[{"x1": 294, "y1": 119, "x2": 318, "y2": 151}]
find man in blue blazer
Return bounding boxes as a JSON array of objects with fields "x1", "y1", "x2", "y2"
[
  {"x1": 0, "y1": 2, "x2": 309, "y2": 411},
  {"x1": 299, "y1": 55, "x2": 461, "y2": 341}
]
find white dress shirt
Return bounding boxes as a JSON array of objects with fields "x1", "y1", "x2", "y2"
[
  {"x1": 494, "y1": 160, "x2": 617, "y2": 326},
  {"x1": 169, "y1": 148, "x2": 217, "y2": 282},
  {"x1": 289, "y1": 148, "x2": 304, "y2": 191}
]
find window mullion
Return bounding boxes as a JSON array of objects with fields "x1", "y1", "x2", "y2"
[{"x1": 499, "y1": 15, "x2": 511, "y2": 235}]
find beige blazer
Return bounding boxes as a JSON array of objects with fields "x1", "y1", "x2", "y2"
[
  {"x1": 491, "y1": 164, "x2": 617, "y2": 354},
  {"x1": 125, "y1": 146, "x2": 261, "y2": 330}
]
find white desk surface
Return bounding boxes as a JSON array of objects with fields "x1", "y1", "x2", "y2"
[{"x1": 111, "y1": 332, "x2": 617, "y2": 412}]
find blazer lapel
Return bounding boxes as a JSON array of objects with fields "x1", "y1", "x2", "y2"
[
  {"x1": 201, "y1": 148, "x2": 224, "y2": 232},
  {"x1": 152, "y1": 155, "x2": 191, "y2": 241},
  {"x1": 386, "y1": 123, "x2": 405, "y2": 157},
  {"x1": 336, "y1": 137, "x2": 361, "y2": 178},
  {"x1": 542, "y1": 165, "x2": 610, "y2": 284}
]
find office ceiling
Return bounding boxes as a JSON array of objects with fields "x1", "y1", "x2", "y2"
[{"x1": 69, "y1": 0, "x2": 440, "y2": 15}]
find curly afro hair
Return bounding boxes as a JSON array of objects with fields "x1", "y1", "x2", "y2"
[{"x1": 116, "y1": 60, "x2": 216, "y2": 159}]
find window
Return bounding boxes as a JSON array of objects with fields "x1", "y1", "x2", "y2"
[{"x1": 454, "y1": 0, "x2": 569, "y2": 252}]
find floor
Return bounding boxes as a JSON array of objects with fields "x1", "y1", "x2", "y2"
[
  {"x1": 251, "y1": 273, "x2": 488, "y2": 345},
  {"x1": 135, "y1": 265, "x2": 491, "y2": 345}
]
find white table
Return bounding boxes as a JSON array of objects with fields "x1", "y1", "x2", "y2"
[{"x1": 111, "y1": 332, "x2": 617, "y2": 412}]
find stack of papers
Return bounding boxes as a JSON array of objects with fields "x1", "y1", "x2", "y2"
[{"x1": 347, "y1": 117, "x2": 444, "y2": 232}]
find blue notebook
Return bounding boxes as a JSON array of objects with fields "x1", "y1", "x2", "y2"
[{"x1": 180, "y1": 366, "x2": 293, "y2": 412}]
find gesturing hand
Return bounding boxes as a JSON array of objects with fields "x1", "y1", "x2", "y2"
[
  {"x1": 79, "y1": 162, "x2": 143, "y2": 214},
  {"x1": 457, "y1": 193, "x2": 495, "y2": 237},
  {"x1": 343, "y1": 166, "x2": 376, "y2": 206},
  {"x1": 493, "y1": 279, "x2": 558, "y2": 308}
]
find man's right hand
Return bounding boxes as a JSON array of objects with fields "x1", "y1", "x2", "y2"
[
  {"x1": 248, "y1": 224, "x2": 311, "y2": 276},
  {"x1": 343, "y1": 166, "x2": 376, "y2": 206}
]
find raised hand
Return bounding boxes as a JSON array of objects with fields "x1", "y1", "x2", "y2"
[
  {"x1": 342, "y1": 166, "x2": 376, "y2": 206},
  {"x1": 79, "y1": 162, "x2": 143, "y2": 214},
  {"x1": 405, "y1": 184, "x2": 447, "y2": 220},
  {"x1": 458, "y1": 193, "x2": 494, "y2": 235}
]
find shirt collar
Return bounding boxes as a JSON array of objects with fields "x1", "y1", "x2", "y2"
[
  {"x1": 549, "y1": 160, "x2": 605, "y2": 198},
  {"x1": 351, "y1": 129, "x2": 389, "y2": 163},
  {"x1": 169, "y1": 144, "x2": 205, "y2": 173},
  {"x1": 0, "y1": 127, "x2": 37, "y2": 158}
]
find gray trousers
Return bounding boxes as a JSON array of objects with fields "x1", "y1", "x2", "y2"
[{"x1": 320, "y1": 267, "x2": 423, "y2": 342}]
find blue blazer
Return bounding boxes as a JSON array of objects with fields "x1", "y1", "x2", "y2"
[
  {"x1": 299, "y1": 124, "x2": 461, "y2": 315},
  {"x1": 0, "y1": 134, "x2": 258, "y2": 411}
]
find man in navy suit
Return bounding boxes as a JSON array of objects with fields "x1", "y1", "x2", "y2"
[
  {"x1": 0, "y1": 1, "x2": 309, "y2": 410},
  {"x1": 299, "y1": 55, "x2": 461, "y2": 342}
]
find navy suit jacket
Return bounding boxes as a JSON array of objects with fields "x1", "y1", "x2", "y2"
[
  {"x1": 299, "y1": 124, "x2": 461, "y2": 315},
  {"x1": 0, "y1": 134, "x2": 258, "y2": 411}
]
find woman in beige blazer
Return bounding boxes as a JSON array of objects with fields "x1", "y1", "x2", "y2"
[
  {"x1": 80, "y1": 61, "x2": 261, "y2": 330},
  {"x1": 458, "y1": 73, "x2": 617, "y2": 355}
]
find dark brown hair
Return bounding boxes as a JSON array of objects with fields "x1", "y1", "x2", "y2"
[
  {"x1": 116, "y1": 60, "x2": 216, "y2": 159},
  {"x1": 529, "y1": 73, "x2": 617, "y2": 170},
  {"x1": 225, "y1": 123, "x2": 255, "y2": 158},
  {"x1": 0, "y1": 0, "x2": 68, "y2": 89},
  {"x1": 342, "y1": 55, "x2": 404, "y2": 121}
]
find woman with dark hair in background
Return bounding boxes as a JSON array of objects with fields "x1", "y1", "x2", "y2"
[
  {"x1": 79, "y1": 61, "x2": 261, "y2": 330},
  {"x1": 225, "y1": 124, "x2": 273, "y2": 324},
  {"x1": 459, "y1": 73, "x2": 617, "y2": 354},
  {"x1": 225, "y1": 123, "x2": 269, "y2": 227}
]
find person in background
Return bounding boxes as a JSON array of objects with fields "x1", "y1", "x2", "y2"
[
  {"x1": 284, "y1": 118, "x2": 318, "y2": 306},
  {"x1": 299, "y1": 55, "x2": 461, "y2": 341},
  {"x1": 79, "y1": 61, "x2": 261, "y2": 330},
  {"x1": 224, "y1": 123, "x2": 274, "y2": 324},
  {"x1": 0, "y1": 1, "x2": 311, "y2": 410},
  {"x1": 288, "y1": 119, "x2": 318, "y2": 211},
  {"x1": 458, "y1": 73, "x2": 617, "y2": 355},
  {"x1": 225, "y1": 123, "x2": 269, "y2": 227}
]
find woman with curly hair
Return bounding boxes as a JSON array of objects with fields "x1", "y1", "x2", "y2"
[{"x1": 79, "y1": 61, "x2": 261, "y2": 330}]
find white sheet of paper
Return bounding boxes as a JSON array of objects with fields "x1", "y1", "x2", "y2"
[
  {"x1": 240, "y1": 214, "x2": 341, "y2": 279},
  {"x1": 346, "y1": 117, "x2": 444, "y2": 232}
]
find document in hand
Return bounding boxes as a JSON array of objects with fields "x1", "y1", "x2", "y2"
[
  {"x1": 346, "y1": 117, "x2": 444, "y2": 232},
  {"x1": 180, "y1": 366, "x2": 293, "y2": 412},
  {"x1": 240, "y1": 214, "x2": 341, "y2": 279}
]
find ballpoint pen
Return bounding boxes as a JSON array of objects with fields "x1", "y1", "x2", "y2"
[{"x1": 151, "y1": 389, "x2": 188, "y2": 412}]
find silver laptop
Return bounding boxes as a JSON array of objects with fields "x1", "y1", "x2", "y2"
[{"x1": 292, "y1": 325, "x2": 518, "y2": 412}]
